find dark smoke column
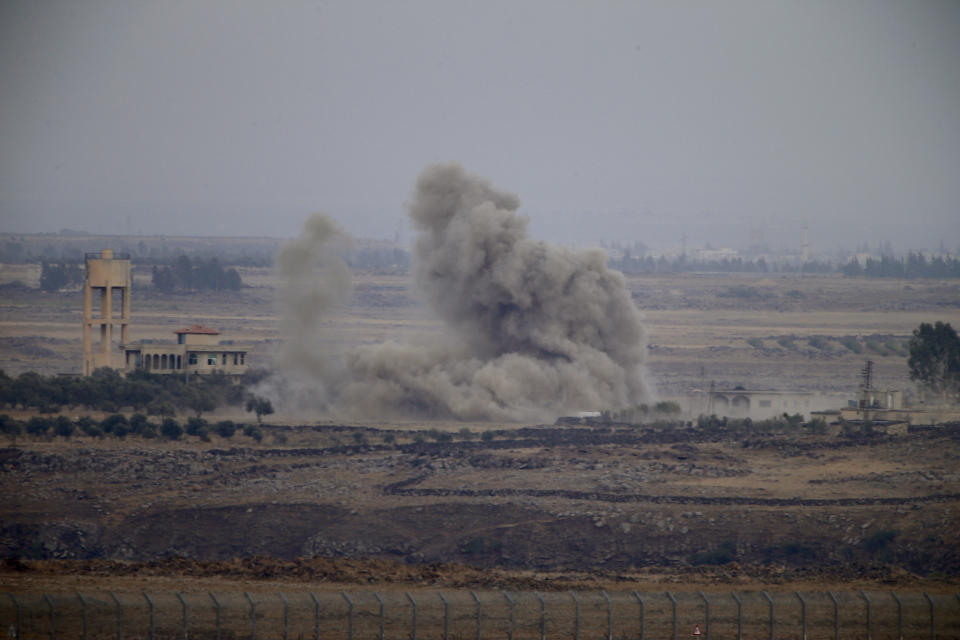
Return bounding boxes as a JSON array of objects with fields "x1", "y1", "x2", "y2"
[{"x1": 346, "y1": 163, "x2": 651, "y2": 421}]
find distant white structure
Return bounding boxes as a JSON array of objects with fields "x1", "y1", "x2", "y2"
[
  {"x1": 707, "y1": 387, "x2": 814, "y2": 421},
  {"x1": 693, "y1": 247, "x2": 740, "y2": 262},
  {"x1": 121, "y1": 325, "x2": 250, "y2": 378}
]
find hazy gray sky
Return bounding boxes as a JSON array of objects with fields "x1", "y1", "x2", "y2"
[{"x1": 1, "y1": 0, "x2": 958, "y2": 252}]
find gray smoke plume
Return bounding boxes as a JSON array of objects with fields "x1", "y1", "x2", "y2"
[
  {"x1": 338, "y1": 163, "x2": 652, "y2": 421},
  {"x1": 270, "y1": 213, "x2": 352, "y2": 408}
]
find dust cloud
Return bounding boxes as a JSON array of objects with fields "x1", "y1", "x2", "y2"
[
  {"x1": 270, "y1": 214, "x2": 352, "y2": 408},
  {"x1": 273, "y1": 164, "x2": 652, "y2": 421}
]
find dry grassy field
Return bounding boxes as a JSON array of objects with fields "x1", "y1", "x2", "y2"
[{"x1": 3, "y1": 266, "x2": 959, "y2": 401}]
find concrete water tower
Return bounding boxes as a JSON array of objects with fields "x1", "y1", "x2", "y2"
[{"x1": 82, "y1": 249, "x2": 131, "y2": 375}]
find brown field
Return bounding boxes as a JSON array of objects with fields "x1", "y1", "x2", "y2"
[
  {"x1": 2, "y1": 261, "x2": 960, "y2": 598},
  {"x1": 3, "y1": 267, "x2": 959, "y2": 399}
]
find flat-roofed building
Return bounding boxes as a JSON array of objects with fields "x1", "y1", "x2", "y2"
[
  {"x1": 121, "y1": 325, "x2": 249, "y2": 377},
  {"x1": 707, "y1": 387, "x2": 815, "y2": 421}
]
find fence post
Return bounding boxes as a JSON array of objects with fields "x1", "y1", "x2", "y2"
[
  {"x1": 828, "y1": 591, "x2": 839, "y2": 640},
  {"x1": 731, "y1": 593, "x2": 742, "y2": 640},
  {"x1": 504, "y1": 592, "x2": 515, "y2": 640},
  {"x1": 602, "y1": 592, "x2": 612, "y2": 640},
  {"x1": 110, "y1": 591, "x2": 123, "y2": 640},
  {"x1": 439, "y1": 593, "x2": 450, "y2": 640},
  {"x1": 77, "y1": 592, "x2": 88, "y2": 640},
  {"x1": 570, "y1": 592, "x2": 580, "y2": 640},
  {"x1": 175, "y1": 592, "x2": 188, "y2": 640},
  {"x1": 698, "y1": 591, "x2": 710, "y2": 640},
  {"x1": 245, "y1": 592, "x2": 256, "y2": 640},
  {"x1": 406, "y1": 592, "x2": 417, "y2": 640},
  {"x1": 665, "y1": 591, "x2": 678, "y2": 640},
  {"x1": 209, "y1": 592, "x2": 222, "y2": 640},
  {"x1": 374, "y1": 592, "x2": 385, "y2": 640},
  {"x1": 536, "y1": 592, "x2": 546, "y2": 640},
  {"x1": 762, "y1": 591, "x2": 774, "y2": 640},
  {"x1": 310, "y1": 592, "x2": 321, "y2": 640},
  {"x1": 924, "y1": 592, "x2": 934, "y2": 640},
  {"x1": 795, "y1": 592, "x2": 807, "y2": 640},
  {"x1": 9, "y1": 594, "x2": 21, "y2": 640},
  {"x1": 342, "y1": 592, "x2": 354, "y2": 640},
  {"x1": 891, "y1": 592, "x2": 903, "y2": 640},
  {"x1": 143, "y1": 592, "x2": 155, "y2": 640},
  {"x1": 632, "y1": 592, "x2": 644, "y2": 640},
  {"x1": 470, "y1": 591, "x2": 482, "y2": 640},
  {"x1": 43, "y1": 593, "x2": 54, "y2": 640},
  {"x1": 280, "y1": 593, "x2": 290, "y2": 640},
  {"x1": 861, "y1": 590, "x2": 871, "y2": 640}
]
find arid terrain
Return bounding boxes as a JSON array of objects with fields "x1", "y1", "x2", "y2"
[
  {"x1": 2, "y1": 259, "x2": 960, "y2": 596},
  {"x1": 3, "y1": 266, "x2": 958, "y2": 401},
  {"x1": 2, "y1": 423, "x2": 960, "y2": 586}
]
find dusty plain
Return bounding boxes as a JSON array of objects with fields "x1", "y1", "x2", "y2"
[{"x1": 2, "y1": 263, "x2": 960, "y2": 601}]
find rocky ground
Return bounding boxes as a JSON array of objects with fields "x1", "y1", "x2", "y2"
[{"x1": 2, "y1": 423, "x2": 959, "y2": 590}]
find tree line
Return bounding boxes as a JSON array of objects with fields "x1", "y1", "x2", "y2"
[
  {"x1": 39, "y1": 262, "x2": 83, "y2": 292},
  {"x1": 610, "y1": 252, "x2": 960, "y2": 278},
  {"x1": 21, "y1": 248, "x2": 960, "y2": 294},
  {"x1": 0, "y1": 368, "x2": 256, "y2": 416},
  {"x1": 608, "y1": 254, "x2": 835, "y2": 274},
  {"x1": 0, "y1": 412, "x2": 267, "y2": 444},
  {"x1": 30, "y1": 256, "x2": 244, "y2": 293},
  {"x1": 151, "y1": 255, "x2": 242, "y2": 292},
  {"x1": 0, "y1": 367, "x2": 276, "y2": 443},
  {"x1": 841, "y1": 253, "x2": 960, "y2": 278}
]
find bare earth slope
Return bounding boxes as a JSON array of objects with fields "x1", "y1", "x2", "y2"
[{"x1": 2, "y1": 423, "x2": 959, "y2": 589}]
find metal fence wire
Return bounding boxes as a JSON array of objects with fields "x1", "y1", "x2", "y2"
[{"x1": 2, "y1": 590, "x2": 958, "y2": 640}]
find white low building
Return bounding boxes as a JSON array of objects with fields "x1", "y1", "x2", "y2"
[
  {"x1": 121, "y1": 325, "x2": 249, "y2": 377},
  {"x1": 707, "y1": 387, "x2": 815, "y2": 421}
]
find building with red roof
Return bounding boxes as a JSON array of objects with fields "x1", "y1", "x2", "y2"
[{"x1": 121, "y1": 324, "x2": 249, "y2": 377}]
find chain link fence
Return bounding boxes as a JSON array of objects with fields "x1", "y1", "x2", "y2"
[{"x1": 3, "y1": 590, "x2": 959, "y2": 640}]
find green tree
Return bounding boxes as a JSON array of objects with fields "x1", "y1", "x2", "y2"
[
  {"x1": 151, "y1": 265, "x2": 176, "y2": 292},
  {"x1": 0, "y1": 414, "x2": 21, "y2": 444},
  {"x1": 129, "y1": 413, "x2": 149, "y2": 435},
  {"x1": 185, "y1": 416, "x2": 208, "y2": 435},
  {"x1": 10, "y1": 372, "x2": 49, "y2": 409},
  {"x1": 187, "y1": 387, "x2": 218, "y2": 419},
  {"x1": 215, "y1": 420, "x2": 236, "y2": 438},
  {"x1": 153, "y1": 255, "x2": 243, "y2": 292},
  {"x1": 0, "y1": 370, "x2": 11, "y2": 407},
  {"x1": 161, "y1": 418, "x2": 183, "y2": 440},
  {"x1": 908, "y1": 321, "x2": 960, "y2": 402},
  {"x1": 40, "y1": 262, "x2": 82, "y2": 292},
  {"x1": 54, "y1": 416, "x2": 75, "y2": 439},
  {"x1": 653, "y1": 401, "x2": 682, "y2": 415},
  {"x1": 25, "y1": 416, "x2": 52, "y2": 438},
  {"x1": 173, "y1": 255, "x2": 194, "y2": 289},
  {"x1": 100, "y1": 414, "x2": 128, "y2": 435},
  {"x1": 76, "y1": 416, "x2": 102, "y2": 437},
  {"x1": 245, "y1": 396, "x2": 274, "y2": 425}
]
